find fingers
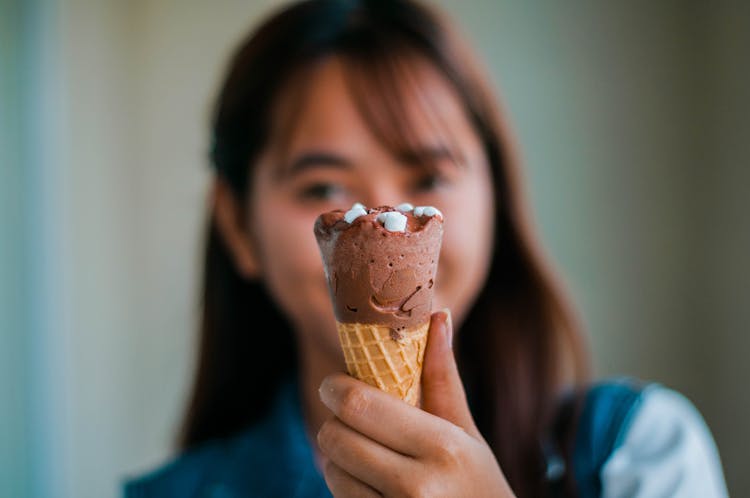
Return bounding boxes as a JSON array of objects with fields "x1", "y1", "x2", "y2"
[
  {"x1": 420, "y1": 309, "x2": 481, "y2": 438},
  {"x1": 323, "y1": 460, "x2": 382, "y2": 498},
  {"x1": 318, "y1": 416, "x2": 413, "y2": 492},
  {"x1": 319, "y1": 373, "x2": 451, "y2": 456}
]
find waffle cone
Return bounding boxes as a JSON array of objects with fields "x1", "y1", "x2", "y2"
[{"x1": 337, "y1": 321, "x2": 429, "y2": 406}]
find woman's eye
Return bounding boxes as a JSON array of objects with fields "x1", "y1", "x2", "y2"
[
  {"x1": 413, "y1": 173, "x2": 447, "y2": 192},
  {"x1": 298, "y1": 182, "x2": 346, "y2": 201}
]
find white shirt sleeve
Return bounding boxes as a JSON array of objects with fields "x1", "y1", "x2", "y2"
[{"x1": 600, "y1": 385, "x2": 729, "y2": 498}]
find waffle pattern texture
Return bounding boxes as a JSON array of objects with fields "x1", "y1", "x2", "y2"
[{"x1": 337, "y1": 321, "x2": 429, "y2": 406}]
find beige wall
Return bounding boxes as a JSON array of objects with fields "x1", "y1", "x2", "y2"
[
  {"x1": 4, "y1": 0, "x2": 747, "y2": 496},
  {"x1": 692, "y1": 1, "x2": 750, "y2": 489}
]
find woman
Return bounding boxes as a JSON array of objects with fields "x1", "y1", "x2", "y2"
[{"x1": 124, "y1": 0, "x2": 728, "y2": 496}]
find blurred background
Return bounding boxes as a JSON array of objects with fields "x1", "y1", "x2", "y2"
[{"x1": 1, "y1": 0, "x2": 748, "y2": 496}]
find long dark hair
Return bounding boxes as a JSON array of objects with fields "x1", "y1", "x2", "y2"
[{"x1": 179, "y1": 1, "x2": 590, "y2": 496}]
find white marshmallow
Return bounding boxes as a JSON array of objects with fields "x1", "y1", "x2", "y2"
[
  {"x1": 376, "y1": 212, "x2": 388, "y2": 223},
  {"x1": 422, "y1": 206, "x2": 443, "y2": 218},
  {"x1": 382, "y1": 211, "x2": 407, "y2": 232},
  {"x1": 351, "y1": 202, "x2": 366, "y2": 211},
  {"x1": 396, "y1": 202, "x2": 414, "y2": 213},
  {"x1": 413, "y1": 205, "x2": 442, "y2": 219},
  {"x1": 344, "y1": 206, "x2": 367, "y2": 223}
]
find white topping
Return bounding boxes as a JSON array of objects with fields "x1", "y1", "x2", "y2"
[
  {"x1": 344, "y1": 205, "x2": 367, "y2": 223},
  {"x1": 422, "y1": 206, "x2": 443, "y2": 218},
  {"x1": 347, "y1": 203, "x2": 441, "y2": 230},
  {"x1": 382, "y1": 211, "x2": 407, "y2": 232},
  {"x1": 413, "y1": 205, "x2": 442, "y2": 219}
]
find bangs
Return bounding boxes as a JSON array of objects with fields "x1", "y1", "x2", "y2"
[
  {"x1": 267, "y1": 44, "x2": 469, "y2": 174},
  {"x1": 341, "y1": 46, "x2": 469, "y2": 172}
]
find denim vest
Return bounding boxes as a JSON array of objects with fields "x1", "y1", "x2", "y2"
[{"x1": 123, "y1": 378, "x2": 647, "y2": 498}]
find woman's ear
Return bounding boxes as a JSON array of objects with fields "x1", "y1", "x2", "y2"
[{"x1": 211, "y1": 177, "x2": 261, "y2": 279}]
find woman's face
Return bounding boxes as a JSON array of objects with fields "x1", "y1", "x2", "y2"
[{"x1": 245, "y1": 56, "x2": 494, "y2": 362}]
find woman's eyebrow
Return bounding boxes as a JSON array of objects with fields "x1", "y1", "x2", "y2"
[{"x1": 283, "y1": 151, "x2": 354, "y2": 177}]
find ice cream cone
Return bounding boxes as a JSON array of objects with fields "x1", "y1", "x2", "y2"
[
  {"x1": 314, "y1": 203, "x2": 443, "y2": 406},
  {"x1": 337, "y1": 320, "x2": 429, "y2": 406}
]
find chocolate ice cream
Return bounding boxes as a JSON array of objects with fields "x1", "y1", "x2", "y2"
[{"x1": 314, "y1": 204, "x2": 444, "y2": 331}]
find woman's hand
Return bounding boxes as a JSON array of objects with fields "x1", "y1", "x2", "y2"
[{"x1": 317, "y1": 310, "x2": 516, "y2": 497}]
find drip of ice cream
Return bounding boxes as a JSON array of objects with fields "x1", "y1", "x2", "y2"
[{"x1": 314, "y1": 203, "x2": 444, "y2": 329}]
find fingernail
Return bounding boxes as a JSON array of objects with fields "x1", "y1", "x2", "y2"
[
  {"x1": 441, "y1": 308, "x2": 453, "y2": 348},
  {"x1": 319, "y1": 377, "x2": 337, "y2": 411}
]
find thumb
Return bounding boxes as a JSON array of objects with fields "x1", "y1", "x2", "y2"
[{"x1": 420, "y1": 309, "x2": 480, "y2": 439}]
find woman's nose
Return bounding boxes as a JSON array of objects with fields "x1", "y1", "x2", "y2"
[{"x1": 363, "y1": 183, "x2": 407, "y2": 209}]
